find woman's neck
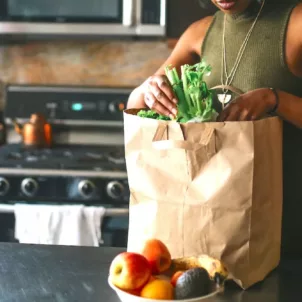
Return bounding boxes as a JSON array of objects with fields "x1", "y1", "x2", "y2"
[{"x1": 227, "y1": 0, "x2": 263, "y2": 21}]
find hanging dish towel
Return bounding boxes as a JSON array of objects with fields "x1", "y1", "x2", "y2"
[{"x1": 14, "y1": 204, "x2": 106, "y2": 246}]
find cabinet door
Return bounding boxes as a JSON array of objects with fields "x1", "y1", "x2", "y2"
[{"x1": 166, "y1": 0, "x2": 218, "y2": 38}]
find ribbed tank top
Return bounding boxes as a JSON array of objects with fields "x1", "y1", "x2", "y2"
[{"x1": 201, "y1": 0, "x2": 302, "y2": 258}]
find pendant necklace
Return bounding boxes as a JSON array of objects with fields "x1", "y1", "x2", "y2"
[{"x1": 218, "y1": 0, "x2": 266, "y2": 108}]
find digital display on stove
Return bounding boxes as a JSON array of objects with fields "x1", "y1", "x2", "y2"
[
  {"x1": 72, "y1": 103, "x2": 83, "y2": 111},
  {"x1": 71, "y1": 102, "x2": 97, "y2": 111}
]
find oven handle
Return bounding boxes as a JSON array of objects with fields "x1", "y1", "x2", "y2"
[
  {"x1": 0, "y1": 204, "x2": 129, "y2": 217},
  {"x1": 160, "y1": 0, "x2": 167, "y2": 26},
  {"x1": 123, "y1": 0, "x2": 135, "y2": 27},
  {"x1": 106, "y1": 208, "x2": 129, "y2": 217}
]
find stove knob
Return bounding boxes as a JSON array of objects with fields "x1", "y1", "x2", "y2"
[
  {"x1": 78, "y1": 180, "x2": 96, "y2": 198},
  {"x1": 107, "y1": 181, "x2": 125, "y2": 200},
  {"x1": 21, "y1": 178, "x2": 38, "y2": 197},
  {"x1": 0, "y1": 177, "x2": 10, "y2": 196}
]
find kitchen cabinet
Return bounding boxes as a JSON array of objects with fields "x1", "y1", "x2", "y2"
[{"x1": 167, "y1": 0, "x2": 218, "y2": 39}]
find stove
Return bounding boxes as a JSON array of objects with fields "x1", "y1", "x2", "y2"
[
  {"x1": 0, "y1": 85, "x2": 131, "y2": 204},
  {"x1": 0, "y1": 85, "x2": 133, "y2": 246},
  {"x1": 0, "y1": 144, "x2": 126, "y2": 171}
]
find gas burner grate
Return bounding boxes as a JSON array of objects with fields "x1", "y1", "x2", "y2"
[
  {"x1": 85, "y1": 152, "x2": 104, "y2": 160},
  {"x1": 107, "y1": 150, "x2": 126, "y2": 165},
  {"x1": 0, "y1": 143, "x2": 127, "y2": 171}
]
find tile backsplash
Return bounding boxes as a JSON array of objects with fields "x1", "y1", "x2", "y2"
[{"x1": 0, "y1": 40, "x2": 172, "y2": 109}]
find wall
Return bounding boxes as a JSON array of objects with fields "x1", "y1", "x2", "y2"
[{"x1": 0, "y1": 40, "x2": 172, "y2": 109}]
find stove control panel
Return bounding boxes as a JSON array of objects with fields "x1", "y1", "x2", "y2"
[
  {"x1": 4, "y1": 85, "x2": 133, "y2": 127},
  {"x1": 0, "y1": 175, "x2": 130, "y2": 204}
]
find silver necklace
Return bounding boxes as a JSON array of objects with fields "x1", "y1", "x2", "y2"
[{"x1": 218, "y1": 0, "x2": 266, "y2": 108}]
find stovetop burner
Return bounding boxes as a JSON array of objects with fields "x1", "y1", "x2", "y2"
[{"x1": 0, "y1": 144, "x2": 126, "y2": 171}]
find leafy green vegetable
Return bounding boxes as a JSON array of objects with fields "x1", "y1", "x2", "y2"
[
  {"x1": 137, "y1": 110, "x2": 170, "y2": 121},
  {"x1": 137, "y1": 59, "x2": 217, "y2": 123},
  {"x1": 165, "y1": 65, "x2": 190, "y2": 121}
]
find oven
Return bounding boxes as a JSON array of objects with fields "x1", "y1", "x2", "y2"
[
  {"x1": 0, "y1": 0, "x2": 166, "y2": 37},
  {"x1": 0, "y1": 85, "x2": 132, "y2": 248}
]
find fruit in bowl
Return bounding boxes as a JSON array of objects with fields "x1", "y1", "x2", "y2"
[
  {"x1": 108, "y1": 238, "x2": 228, "y2": 301},
  {"x1": 170, "y1": 271, "x2": 184, "y2": 287},
  {"x1": 108, "y1": 277, "x2": 224, "y2": 302},
  {"x1": 140, "y1": 239, "x2": 172, "y2": 274},
  {"x1": 141, "y1": 279, "x2": 174, "y2": 300},
  {"x1": 170, "y1": 255, "x2": 228, "y2": 286},
  {"x1": 109, "y1": 252, "x2": 151, "y2": 291},
  {"x1": 174, "y1": 268, "x2": 211, "y2": 300}
]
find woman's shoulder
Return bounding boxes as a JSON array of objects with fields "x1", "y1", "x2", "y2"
[
  {"x1": 290, "y1": 1, "x2": 302, "y2": 23},
  {"x1": 286, "y1": 1, "x2": 302, "y2": 77},
  {"x1": 186, "y1": 14, "x2": 217, "y2": 35},
  {"x1": 286, "y1": 1, "x2": 302, "y2": 50},
  {"x1": 184, "y1": 13, "x2": 223, "y2": 57},
  {"x1": 186, "y1": 9, "x2": 224, "y2": 39},
  {"x1": 166, "y1": 13, "x2": 219, "y2": 60},
  {"x1": 182, "y1": 15, "x2": 216, "y2": 50}
]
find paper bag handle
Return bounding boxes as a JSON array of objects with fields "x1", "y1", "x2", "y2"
[{"x1": 152, "y1": 124, "x2": 215, "y2": 152}]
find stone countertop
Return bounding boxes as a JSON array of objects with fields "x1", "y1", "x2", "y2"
[{"x1": 0, "y1": 242, "x2": 300, "y2": 302}]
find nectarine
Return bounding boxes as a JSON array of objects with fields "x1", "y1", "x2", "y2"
[
  {"x1": 141, "y1": 239, "x2": 172, "y2": 274},
  {"x1": 140, "y1": 279, "x2": 174, "y2": 300},
  {"x1": 171, "y1": 270, "x2": 184, "y2": 287},
  {"x1": 109, "y1": 252, "x2": 151, "y2": 291}
]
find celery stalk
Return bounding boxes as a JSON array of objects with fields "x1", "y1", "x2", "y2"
[
  {"x1": 165, "y1": 66, "x2": 190, "y2": 121},
  {"x1": 181, "y1": 65, "x2": 193, "y2": 110}
]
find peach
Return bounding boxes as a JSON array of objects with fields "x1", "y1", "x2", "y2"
[
  {"x1": 109, "y1": 252, "x2": 151, "y2": 291},
  {"x1": 140, "y1": 239, "x2": 172, "y2": 274},
  {"x1": 140, "y1": 279, "x2": 174, "y2": 300},
  {"x1": 171, "y1": 271, "x2": 184, "y2": 287}
]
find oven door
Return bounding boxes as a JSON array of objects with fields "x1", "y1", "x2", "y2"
[
  {"x1": 0, "y1": 0, "x2": 136, "y2": 36},
  {"x1": 101, "y1": 208, "x2": 129, "y2": 248}
]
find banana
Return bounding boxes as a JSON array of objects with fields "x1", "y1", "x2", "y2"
[{"x1": 170, "y1": 255, "x2": 228, "y2": 285}]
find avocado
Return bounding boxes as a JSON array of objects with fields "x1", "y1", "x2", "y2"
[{"x1": 174, "y1": 267, "x2": 211, "y2": 300}]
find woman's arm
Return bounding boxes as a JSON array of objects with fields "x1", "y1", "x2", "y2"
[
  {"x1": 127, "y1": 17, "x2": 213, "y2": 114},
  {"x1": 277, "y1": 4, "x2": 302, "y2": 128},
  {"x1": 275, "y1": 91, "x2": 302, "y2": 129},
  {"x1": 218, "y1": 4, "x2": 302, "y2": 127},
  {"x1": 217, "y1": 88, "x2": 302, "y2": 127}
]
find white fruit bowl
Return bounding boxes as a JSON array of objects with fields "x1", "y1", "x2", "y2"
[{"x1": 108, "y1": 278, "x2": 224, "y2": 302}]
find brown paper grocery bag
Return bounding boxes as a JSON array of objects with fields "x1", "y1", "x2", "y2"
[{"x1": 124, "y1": 109, "x2": 283, "y2": 289}]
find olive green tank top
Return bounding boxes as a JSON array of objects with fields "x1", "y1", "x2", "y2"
[{"x1": 201, "y1": 0, "x2": 302, "y2": 258}]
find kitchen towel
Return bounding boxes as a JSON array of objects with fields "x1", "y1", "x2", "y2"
[{"x1": 14, "y1": 204, "x2": 106, "y2": 246}]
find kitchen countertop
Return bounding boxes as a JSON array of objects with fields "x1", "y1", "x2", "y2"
[{"x1": 0, "y1": 243, "x2": 300, "y2": 302}]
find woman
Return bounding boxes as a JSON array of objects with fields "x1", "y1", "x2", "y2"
[{"x1": 127, "y1": 0, "x2": 302, "y2": 258}]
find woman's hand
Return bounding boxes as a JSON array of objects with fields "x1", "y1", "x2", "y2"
[
  {"x1": 217, "y1": 88, "x2": 277, "y2": 122},
  {"x1": 142, "y1": 75, "x2": 178, "y2": 118}
]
